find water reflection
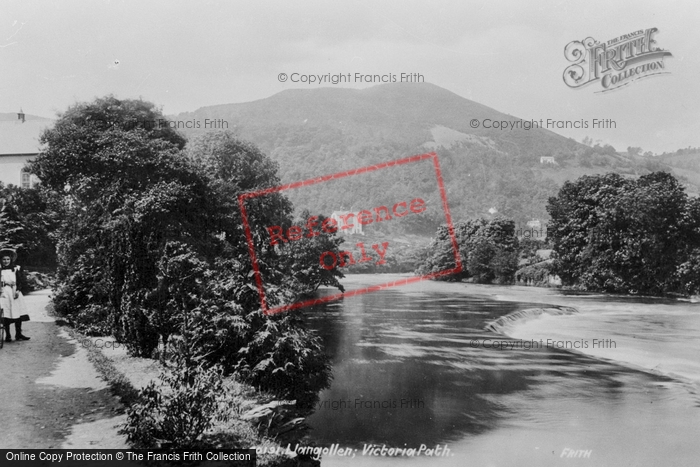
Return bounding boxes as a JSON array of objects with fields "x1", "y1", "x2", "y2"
[{"x1": 303, "y1": 285, "x2": 672, "y2": 448}]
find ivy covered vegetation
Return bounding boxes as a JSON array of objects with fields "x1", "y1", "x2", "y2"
[
  {"x1": 30, "y1": 96, "x2": 345, "y2": 451},
  {"x1": 547, "y1": 172, "x2": 700, "y2": 296}
]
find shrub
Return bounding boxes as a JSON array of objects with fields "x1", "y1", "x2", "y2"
[
  {"x1": 233, "y1": 311, "x2": 332, "y2": 410},
  {"x1": 122, "y1": 358, "x2": 225, "y2": 449},
  {"x1": 676, "y1": 248, "x2": 700, "y2": 296},
  {"x1": 515, "y1": 261, "x2": 556, "y2": 286}
]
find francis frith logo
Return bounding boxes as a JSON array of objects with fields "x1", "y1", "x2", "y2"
[{"x1": 563, "y1": 28, "x2": 672, "y2": 92}]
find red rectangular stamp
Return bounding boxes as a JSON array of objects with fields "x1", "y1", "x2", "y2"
[{"x1": 238, "y1": 152, "x2": 461, "y2": 315}]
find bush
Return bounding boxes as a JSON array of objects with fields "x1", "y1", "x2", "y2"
[
  {"x1": 138, "y1": 252, "x2": 333, "y2": 411},
  {"x1": 233, "y1": 311, "x2": 332, "y2": 410},
  {"x1": 676, "y1": 248, "x2": 700, "y2": 296},
  {"x1": 122, "y1": 358, "x2": 225, "y2": 449},
  {"x1": 490, "y1": 250, "x2": 519, "y2": 284},
  {"x1": 515, "y1": 261, "x2": 556, "y2": 286}
]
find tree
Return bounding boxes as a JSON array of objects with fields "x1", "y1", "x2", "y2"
[
  {"x1": 417, "y1": 217, "x2": 519, "y2": 283},
  {"x1": 547, "y1": 171, "x2": 700, "y2": 295},
  {"x1": 273, "y1": 211, "x2": 345, "y2": 299},
  {"x1": 184, "y1": 131, "x2": 345, "y2": 304},
  {"x1": 37, "y1": 100, "x2": 334, "y2": 407},
  {"x1": 33, "y1": 96, "x2": 220, "y2": 354},
  {"x1": 627, "y1": 146, "x2": 642, "y2": 158},
  {"x1": 0, "y1": 190, "x2": 26, "y2": 252},
  {"x1": 33, "y1": 96, "x2": 186, "y2": 194},
  {"x1": 546, "y1": 173, "x2": 628, "y2": 287}
]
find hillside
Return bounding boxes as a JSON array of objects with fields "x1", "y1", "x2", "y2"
[
  {"x1": 170, "y1": 83, "x2": 691, "y2": 229},
  {"x1": 657, "y1": 149, "x2": 700, "y2": 195}
]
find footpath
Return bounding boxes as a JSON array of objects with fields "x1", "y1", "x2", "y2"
[{"x1": 0, "y1": 289, "x2": 128, "y2": 449}]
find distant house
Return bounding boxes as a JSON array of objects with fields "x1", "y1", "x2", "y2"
[
  {"x1": 488, "y1": 207, "x2": 498, "y2": 215},
  {"x1": 517, "y1": 219, "x2": 547, "y2": 239},
  {"x1": 0, "y1": 111, "x2": 49, "y2": 188},
  {"x1": 330, "y1": 211, "x2": 364, "y2": 235},
  {"x1": 540, "y1": 156, "x2": 556, "y2": 165},
  {"x1": 535, "y1": 249, "x2": 552, "y2": 260}
]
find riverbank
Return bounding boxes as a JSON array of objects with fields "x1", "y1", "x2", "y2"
[
  {"x1": 336, "y1": 273, "x2": 573, "y2": 307},
  {"x1": 76, "y1": 332, "x2": 310, "y2": 466},
  {"x1": 15, "y1": 289, "x2": 323, "y2": 464}
]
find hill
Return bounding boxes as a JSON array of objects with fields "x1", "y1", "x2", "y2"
[
  {"x1": 170, "y1": 83, "x2": 690, "y2": 229},
  {"x1": 657, "y1": 148, "x2": 700, "y2": 195}
]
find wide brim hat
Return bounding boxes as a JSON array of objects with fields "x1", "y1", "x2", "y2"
[{"x1": 0, "y1": 248, "x2": 17, "y2": 262}]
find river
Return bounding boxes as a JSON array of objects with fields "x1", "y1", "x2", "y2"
[{"x1": 302, "y1": 274, "x2": 700, "y2": 466}]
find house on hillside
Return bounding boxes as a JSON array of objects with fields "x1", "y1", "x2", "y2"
[
  {"x1": 330, "y1": 211, "x2": 364, "y2": 235},
  {"x1": 539, "y1": 156, "x2": 556, "y2": 165},
  {"x1": 0, "y1": 111, "x2": 47, "y2": 188},
  {"x1": 526, "y1": 219, "x2": 541, "y2": 229},
  {"x1": 521, "y1": 219, "x2": 547, "y2": 239}
]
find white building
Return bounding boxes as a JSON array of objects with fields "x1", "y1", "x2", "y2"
[
  {"x1": 539, "y1": 156, "x2": 556, "y2": 165},
  {"x1": 0, "y1": 111, "x2": 50, "y2": 188},
  {"x1": 526, "y1": 219, "x2": 541, "y2": 229},
  {"x1": 330, "y1": 211, "x2": 364, "y2": 235}
]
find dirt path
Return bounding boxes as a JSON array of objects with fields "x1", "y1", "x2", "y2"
[{"x1": 0, "y1": 290, "x2": 128, "y2": 449}]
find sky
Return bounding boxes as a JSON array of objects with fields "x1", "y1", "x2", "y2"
[{"x1": 1, "y1": 0, "x2": 699, "y2": 154}]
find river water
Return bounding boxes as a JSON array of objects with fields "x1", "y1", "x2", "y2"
[{"x1": 302, "y1": 274, "x2": 700, "y2": 466}]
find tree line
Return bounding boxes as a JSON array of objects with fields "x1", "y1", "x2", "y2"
[
  {"x1": 416, "y1": 170, "x2": 700, "y2": 297},
  {"x1": 416, "y1": 217, "x2": 520, "y2": 283}
]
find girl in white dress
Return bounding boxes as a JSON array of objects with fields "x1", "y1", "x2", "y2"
[{"x1": 0, "y1": 248, "x2": 30, "y2": 342}]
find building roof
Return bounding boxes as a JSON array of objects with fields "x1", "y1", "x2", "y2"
[
  {"x1": 535, "y1": 249, "x2": 553, "y2": 260},
  {"x1": 0, "y1": 114, "x2": 53, "y2": 155}
]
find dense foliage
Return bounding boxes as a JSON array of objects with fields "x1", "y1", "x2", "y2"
[
  {"x1": 515, "y1": 261, "x2": 556, "y2": 286},
  {"x1": 547, "y1": 171, "x2": 700, "y2": 295},
  {"x1": 417, "y1": 217, "x2": 519, "y2": 283},
  {"x1": 0, "y1": 184, "x2": 61, "y2": 267},
  {"x1": 32, "y1": 96, "x2": 340, "y2": 418},
  {"x1": 122, "y1": 358, "x2": 226, "y2": 449}
]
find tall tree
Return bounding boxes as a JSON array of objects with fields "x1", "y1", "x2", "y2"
[
  {"x1": 546, "y1": 173, "x2": 629, "y2": 288},
  {"x1": 34, "y1": 99, "x2": 334, "y2": 407},
  {"x1": 547, "y1": 171, "x2": 700, "y2": 294},
  {"x1": 417, "y1": 217, "x2": 519, "y2": 283},
  {"x1": 32, "y1": 96, "x2": 219, "y2": 352}
]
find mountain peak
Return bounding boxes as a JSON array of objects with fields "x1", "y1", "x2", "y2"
[{"x1": 174, "y1": 82, "x2": 552, "y2": 148}]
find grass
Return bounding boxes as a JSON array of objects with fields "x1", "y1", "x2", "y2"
[
  {"x1": 68, "y1": 327, "x2": 140, "y2": 408},
  {"x1": 69, "y1": 327, "x2": 304, "y2": 466}
]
